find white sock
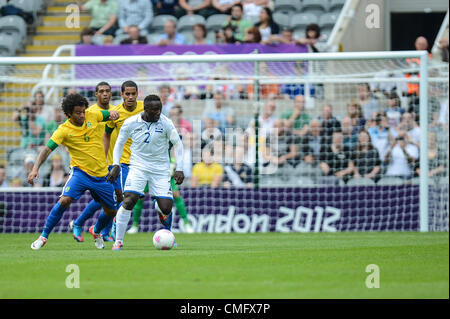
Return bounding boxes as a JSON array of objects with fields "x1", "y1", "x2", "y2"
[{"x1": 115, "y1": 206, "x2": 131, "y2": 244}]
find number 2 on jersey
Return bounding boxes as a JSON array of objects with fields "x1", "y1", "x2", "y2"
[{"x1": 144, "y1": 132, "x2": 150, "y2": 143}]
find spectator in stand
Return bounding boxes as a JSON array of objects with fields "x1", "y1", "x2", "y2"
[
  {"x1": 156, "y1": 20, "x2": 186, "y2": 45},
  {"x1": 392, "y1": 112, "x2": 420, "y2": 148},
  {"x1": 415, "y1": 131, "x2": 447, "y2": 178},
  {"x1": 296, "y1": 23, "x2": 328, "y2": 52},
  {"x1": 347, "y1": 101, "x2": 366, "y2": 135},
  {"x1": 352, "y1": 130, "x2": 381, "y2": 182},
  {"x1": 319, "y1": 131, "x2": 354, "y2": 184},
  {"x1": 243, "y1": 26, "x2": 261, "y2": 43},
  {"x1": 154, "y1": 0, "x2": 183, "y2": 17},
  {"x1": 242, "y1": 0, "x2": 269, "y2": 20},
  {"x1": 169, "y1": 104, "x2": 192, "y2": 136},
  {"x1": 25, "y1": 91, "x2": 54, "y2": 123},
  {"x1": 301, "y1": 119, "x2": 323, "y2": 166},
  {"x1": 159, "y1": 83, "x2": 175, "y2": 116},
  {"x1": 78, "y1": 27, "x2": 95, "y2": 45},
  {"x1": 220, "y1": 3, "x2": 253, "y2": 42},
  {"x1": 384, "y1": 92, "x2": 404, "y2": 128},
  {"x1": 408, "y1": 88, "x2": 441, "y2": 124},
  {"x1": 190, "y1": 23, "x2": 213, "y2": 44},
  {"x1": 14, "y1": 154, "x2": 42, "y2": 187},
  {"x1": 0, "y1": 165, "x2": 9, "y2": 188},
  {"x1": 368, "y1": 113, "x2": 391, "y2": 161},
  {"x1": 120, "y1": 25, "x2": 148, "y2": 44},
  {"x1": 12, "y1": 100, "x2": 47, "y2": 149},
  {"x1": 77, "y1": 0, "x2": 118, "y2": 36},
  {"x1": 264, "y1": 26, "x2": 295, "y2": 44},
  {"x1": 191, "y1": 147, "x2": 224, "y2": 187},
  {"x1": 212, "y1": 0, "x2": 240, "y2": 15},
  {"x1": 247, "y1": 99, "x2": 277, "y2": 137},
  {"x1": 281, "y1": 95, "x2": 311, "y2": 138},
  {"x1": 264, "y1": 119, "x2": 299, "y2": 168},
  {"x1": 341, "y1": 116, "x2": 358, "y2": 149},
  {"x1": 102, "y1": 35, "x2": 114, "y2": 44},
  {"x1": 45, "y1": 107, "x2": 65, "y2": 140},
  {"x1": 202, "y1": 90, "x2": 235, "y2": 132},
  {"x1": 318, "y1": 104, "x2": 341, "y2": 145},
  {"x1": 254, "y1": 7, "x2": 279, "y2": 43},
  {"x1": 438, "y1": 37, "x2": 449, "y2": 62},
  {"x1": 384, "y1": 130, "x2": 418, "y2": 179},
  {"x1": 217, "y1": 22, "x2": 239, "y2": 43},
  {"x1": 357, "y1": 83, "x2": 380, "y2": 121},
  {"x1": 118, "y1": 0, "x2": 153, "y2": 36},
  {"x1": 223, "y1": 146, "x2": 254, "y2": 188},
  {"x1": 178, "y1": 0, "x2": 215, "y2": 18},
  {"x1": 42, "y1": 154, "x2": 69, "y2": 188}
]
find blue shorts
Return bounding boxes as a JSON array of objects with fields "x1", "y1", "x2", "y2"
[
  {"x1": 62, "y1": 167, "x2": 117, "y2": 210},
  {"x1": 108, "y1": 164, "x2": 129, "y2": 191}
]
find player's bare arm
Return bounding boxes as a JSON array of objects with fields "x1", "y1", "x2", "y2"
[{"x1": 27, "y1": 146, "x2": 52, "y2": 185}]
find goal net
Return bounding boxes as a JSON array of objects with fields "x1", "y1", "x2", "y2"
[{"x1": 0, "y1": 50, "x2": 448, "y2": 233}]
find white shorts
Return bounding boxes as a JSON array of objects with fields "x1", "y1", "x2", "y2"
[{"x1": 123, "y1": 166, "x2": 173, "y2": 200}]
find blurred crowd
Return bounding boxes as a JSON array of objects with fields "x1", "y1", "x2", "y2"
[
  {"x1": 76, "y1": 0, "x2": 329, "y2": 50},
  {"x1": 4, "y1": 74, "x2": 448, "y2": 189}
]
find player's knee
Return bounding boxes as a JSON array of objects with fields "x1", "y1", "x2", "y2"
[
  {"x1": 123, "y1": 195, "x2": 138, "y2": 210},
  {"x1": 103, "y1": 207, "x2": 116, "y2": 217},
  {"x1": 59, "y1": 196, "x2": 73, "y2": 208},
  {"x1": 115, "y1": 190, "x2": 123, "y2": 203},
  {"x1": 158, "y1": 201, "x2": 172, "y2": 215}
]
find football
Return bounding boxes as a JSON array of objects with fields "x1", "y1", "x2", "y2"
[{"x1": 153, "y1": 229, "x2": 175, "y2": 250}]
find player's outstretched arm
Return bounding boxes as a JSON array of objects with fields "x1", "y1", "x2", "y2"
[{"x1": 28, "y1": 146, "x2": 52, "y2": 185}]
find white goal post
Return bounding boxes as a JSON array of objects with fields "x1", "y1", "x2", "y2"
[{"x1": 0, "y1": 50, "x2": 448, "y2": 233}]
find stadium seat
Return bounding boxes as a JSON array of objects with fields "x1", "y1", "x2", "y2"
[
  {"x1": 0, "y1": 15, "x2": 27, "y2": 43},
  {"x1": 299, "y1": 0, "x2": 328, "y2": 16},
  {"x1": 316, "y1": 176, "x2": 345, "y2": 186},
  {"x1": 319, "y1": 13, "x2": 339, "y2": 29},
  {"x1": 8, "y1": 148, "x2": 37, "y2": 166},
  {"x1": 113, "y1": 33, "x2": 130, "y2": 45},
  {"x1": 205, "y1": 14, "x2": 229, "y2": 33},
  {"x1": 177, "y1": 14, "x2": 205, "y2": 33},
  {"x1": 149, "y1": 14, "x2": 177, "y2": 33},
  {"x1": 329, "y1": 0, "x2": 346, "y2": 13},
  {"x1": 5, "y1": 164, "x2": 23, "y2": 182},
  {"x1": 296, "y1": 162, "x2": 321, "y2": 177},
  {"x1": 377, "y1": 177, "x2": 405, "y2": 186},
  {"x1": 181, "y1": 31, "x2": 194, "y2": 44},
  {"x1": 274, "y1": 0, "x2": 298, "y2": 14},
  {"x1": 206, "y1": 31, "x2": 216, "y2": 44},
  {"x1": 347, "y1": 178, "x2": 376, "y2": 186},
  {"x1": 146, "y1": 34, "x2": 159, "y2": 45},
  {"x1": 290, "y1": 12, "x2": 318, "y2": 31},
  {"x1": 296, "y1": 176, "x2": 315, "y2": 187},
  {"x1": 8, "y1": 0, "x2": 37, "y2": 13},
  {"x1": 273, "y1": 11, "x2": 291, "y2": 29},
  {"x1": 0, "y1": 32, "x2": 18, "y2": 56}
]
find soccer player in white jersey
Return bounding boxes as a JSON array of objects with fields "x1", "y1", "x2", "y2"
[{"x1": 107, "y1": 94, "x2": 184, "y2": 250}]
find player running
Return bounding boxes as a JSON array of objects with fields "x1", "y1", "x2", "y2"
[
  {"x1": 107, "y1": 94, "x2": 184, "y2": 250},
  {"x1": 127, "y1": 157, "x2": 194, "y2": 234},
  {"x1": 69, "y1": 81, "x2": 144, "y2": 242},
  {"x1": 28, "y1": 93, "x2": 120, "y2": 250},
  {"x1": 69, "y1": 82, "x2": 117, "y2": 242}
]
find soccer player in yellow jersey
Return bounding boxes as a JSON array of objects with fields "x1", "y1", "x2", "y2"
[
  {"x1": 28, "y1": 93, "x2": 120, "y2": 250},
  {"x1": 102, "y1": 81, "x2": 144, "y2": 240},
  {"x1": 69, "y1": 82, "x2": 118, "y2": 242}
]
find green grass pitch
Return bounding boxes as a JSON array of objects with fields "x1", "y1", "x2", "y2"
[{"x1": 0, "y1": 232, "x2": 448, "y2": 299}]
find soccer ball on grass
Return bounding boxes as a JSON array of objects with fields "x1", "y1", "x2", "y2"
[{"x1": 153, "y1": 229, "x2": 175, "y2": 250}]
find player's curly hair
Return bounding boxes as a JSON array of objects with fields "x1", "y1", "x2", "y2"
[{"x1": 61, "y1": 93, "x2": 89, "y2": 118}]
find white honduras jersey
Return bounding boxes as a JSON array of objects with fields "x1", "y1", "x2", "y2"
[{"x1": 113, "y1": 113, "x2": 183, "y2": 175}]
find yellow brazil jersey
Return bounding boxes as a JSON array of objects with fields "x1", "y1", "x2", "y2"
[
  {"x1": 106, "y1": 101, "x2": 144, "y2": 165},
  {"x1": 87, "y1": 103, "x2": 114, "y2": 132},
  {"x1": 46, "y1": 108, "x2": 110, "y2": 177}
]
